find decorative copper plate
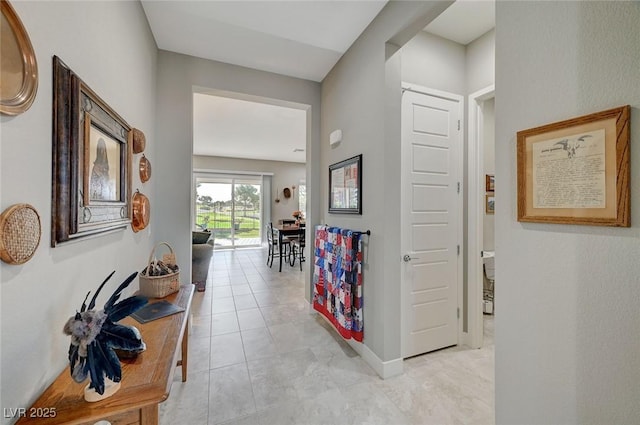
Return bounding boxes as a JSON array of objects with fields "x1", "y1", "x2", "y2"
[
  {"x1": 139, "y1": 154, "x2": 151, "y2": 183},
  {"x1": 131, "y1": 190, "x2": 150, "y2": 233}
]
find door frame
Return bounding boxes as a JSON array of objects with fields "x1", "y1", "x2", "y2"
[
  {"x1": 192, "y1": 171, "x2": 265, "y2": 249},
  {"x1": 400, "y1": 82, "x2": 465, "y2": 358},
  {"x1": 467, "y1": 85, "x2": 495, "y2": 349}
]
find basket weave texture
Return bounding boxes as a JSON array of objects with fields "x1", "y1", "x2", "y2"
[
  {"x1": 0, "y1": 204, "x2": 41, "y2": 265},
  {"x1": 139, "y1": 242, "x2": 180, "y2": 298}
]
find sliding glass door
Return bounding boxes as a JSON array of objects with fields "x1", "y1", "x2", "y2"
[{"x1": 195, "y1": 175, "x2": 262, "y2": 248}]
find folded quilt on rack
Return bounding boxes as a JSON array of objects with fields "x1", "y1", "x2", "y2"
[{"x1": 312, "y1": 225, "x2": 363, "y2": 342}]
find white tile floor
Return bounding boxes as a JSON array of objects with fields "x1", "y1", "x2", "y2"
[{"x1": 159, "y1": 248, "x2": 495, "y2": 425}]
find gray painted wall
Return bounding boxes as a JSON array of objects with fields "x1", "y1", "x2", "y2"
[
  {"x1": 321, "y1": 0, "x2": 453, "y2": 363},
  {"x1": 495, "y1": 2, "x2": 640, "y2": 423},
  {"x1": 400, "y1": 31, "x2": 466, "y2": 94},
  {"x1": 466, "y1": 29, "x2": 495, "y2": 95},
  {"x1": 0, "y1": 1, "x2": 157, "y2": 418},
  {"x1": 154, "y1": 52, "x2": 321, "y2": 299}
]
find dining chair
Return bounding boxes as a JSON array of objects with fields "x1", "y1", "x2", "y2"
[
  {"x1": 289, "y1": 226, "x2": 306, "y2": 270},
  {"x1": 266, "y1": 222, "x2": 289, "y2": 268}
]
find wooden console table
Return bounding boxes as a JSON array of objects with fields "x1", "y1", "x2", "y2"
[{"x1": 16, "y1": 284, "x2": 194, "y2": 425}]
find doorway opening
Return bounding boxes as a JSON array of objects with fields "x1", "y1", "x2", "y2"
[{"x1": 468, "y1": 85, "x2": 495, "y2": 348}]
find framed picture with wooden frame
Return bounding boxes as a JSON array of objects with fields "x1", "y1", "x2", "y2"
[
  {"x1": 517, "y1": 105, "x2": 630, "y2": 226},
  {"x1": 486, "y1": 194, "x2": 495, "y2": 214},
  {"x1": 485, "y1": 174, "x2": 494, "y2": 192},
  {"x1": 51, "y1": 56, "x2": 132, "y2": 246}
]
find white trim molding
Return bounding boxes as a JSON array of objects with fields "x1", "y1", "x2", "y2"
[
  {"x1": 314, "y1": 310, "x2": 403, "y2": 379},
  {"x1": 466, "y1": 84, "x2": 495, "y2": 349},
  {"x1": 346, "y1": 339, "x2": 404, "y2": 379}
]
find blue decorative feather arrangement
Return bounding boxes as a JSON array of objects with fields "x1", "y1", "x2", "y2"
[{"x1": 63, "y1": 271, "x2": 148, "y2": 395}]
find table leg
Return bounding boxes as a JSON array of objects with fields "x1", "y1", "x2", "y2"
[
  {"x1": 140, "y1": 404, "x2": 159, "y2": 425},
  {"x1": 279, "y1": 233, "x2": 283, "y2": 272},
  {"x1": 181, "y1": 314, "x2": 189, "y2": 382}
]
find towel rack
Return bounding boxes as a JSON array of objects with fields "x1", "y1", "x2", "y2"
[{"x1": 322, "y1": 224, "x2": 370, "y2": 236}]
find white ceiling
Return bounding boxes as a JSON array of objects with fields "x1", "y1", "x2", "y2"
[
  {"x1": 193, "y1": 93, "x2": 307, "y2": 163},
  {"x1": 141, "y1": 0, "x2": 388, "y2": 83},
  {"x1": 424, "y1": 0, "x2": 495, "y2": 45},
  {"x1": 143, "y1": 1, "x2": 495, "y2": 164}
]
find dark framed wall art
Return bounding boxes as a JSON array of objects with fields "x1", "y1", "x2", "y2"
[
  {"x1": 329, "y1": 154, "x2": 362, "y2": 214},
  {"x1": 51, "y1": 56, "x2": 132, "y2": 245}
]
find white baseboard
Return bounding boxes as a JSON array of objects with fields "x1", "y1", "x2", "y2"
[
  {"x1": 312, "y1": 310, "x2": 404, "y2": 379},
  {"x1": 346, "y1": 338, "x2": 403, "y2": 379}
]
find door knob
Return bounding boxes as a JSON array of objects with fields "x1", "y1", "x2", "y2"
[{"x1": 403, "y1": 255, "x2": 412, "y2": 262}]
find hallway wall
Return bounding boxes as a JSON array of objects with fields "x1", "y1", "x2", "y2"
[
  {"x1": 495, "y1": 2, "x2": 640, "y2": 423},
  {"x1": 466, "y1": 29, "x2": 495, "y2": 95},
  {"x1": 0, "y1": 1, "x2": 157, "y2": 419},
  {"x1": 320, "y1": 0, "x2": 452, "y2": 368},
  {"x1": 400, "y1": 31, "x2": 466, "y2": 94}
]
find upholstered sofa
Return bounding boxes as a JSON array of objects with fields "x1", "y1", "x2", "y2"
[{"x1": 192, "y1": 231, "x2": 214, "y2": 292}]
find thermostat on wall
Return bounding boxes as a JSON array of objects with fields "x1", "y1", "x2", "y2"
[{"x1": 329, "y1": 129, "x2": 342, "y2": 146}]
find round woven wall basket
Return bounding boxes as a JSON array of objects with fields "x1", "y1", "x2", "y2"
[{"x1": 0, "y1": 203, "x2": 41, "y2": 265}]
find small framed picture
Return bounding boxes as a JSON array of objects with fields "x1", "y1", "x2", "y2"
[
  {"x1": 329, "y1": 154, "x2": 362, "y2": 214},
  {"x1": 485, "y1": 174, "x2": 495, "y2": 192},
  {"x1": 486, "y1": 194, "x2": 495, "y2": 215}
]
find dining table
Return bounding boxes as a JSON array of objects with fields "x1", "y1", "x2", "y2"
[{"x1": 274, "y1": 224, "x2": 303, "y2": 272}]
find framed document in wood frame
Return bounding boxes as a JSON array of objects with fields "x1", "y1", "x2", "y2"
[{"x1": 517, "y1": 105, "x2": 630, "y2": 226}]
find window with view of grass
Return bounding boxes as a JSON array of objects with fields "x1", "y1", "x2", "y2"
[{"x1": 195, "y1": 174, "x2": 262, "y2": 248}]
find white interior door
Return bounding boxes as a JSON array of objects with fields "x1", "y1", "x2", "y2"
[{"x1": 401, "y1": 84, "x2": 463, "y2": 358}]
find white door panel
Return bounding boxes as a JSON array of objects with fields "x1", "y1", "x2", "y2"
[
  {"x1": 402, "y1": 86, "x2": 462, "y2": 358},
  {"x1": 412, "y1": 102, "x2": 453, "y2": 137},
  {"x1": 412, "y1": 225, "x2": 450, "y2": 252},
  {"x1": 412, "y1": 260, "x2": 449, "y2": 292},
  {"x1": 412, "y1": 145, "x2": 449, "y2": 174},
  {"x1": 412, "y1": 184, "x2": 447, "y2": 212}
]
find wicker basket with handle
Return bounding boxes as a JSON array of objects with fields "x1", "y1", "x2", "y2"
[{"x1": 139, "y1": 242, "x2": 180, "y2": 298}]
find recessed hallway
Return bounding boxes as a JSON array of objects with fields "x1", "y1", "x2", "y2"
[{"x1": 159, "y1": 248, "x2": 494, "y2": 425}]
